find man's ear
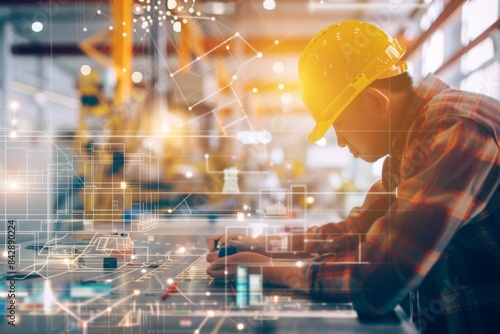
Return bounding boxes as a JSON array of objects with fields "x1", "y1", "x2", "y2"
[{"x1": 361, "y1": 87, "x2": 390, "y2": 116}]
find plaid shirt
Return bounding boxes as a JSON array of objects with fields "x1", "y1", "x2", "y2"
[{"x1": 305, "y1": 73, "x2": 500, "y2": 333}]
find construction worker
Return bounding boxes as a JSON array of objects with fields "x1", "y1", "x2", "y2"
[{"x1": 206, "y1": 20, "x2": 500, "y2": 333}]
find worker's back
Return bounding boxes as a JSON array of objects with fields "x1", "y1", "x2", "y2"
[{"x1": 400, "y1": 75, "x2": 500, "y2": 334}]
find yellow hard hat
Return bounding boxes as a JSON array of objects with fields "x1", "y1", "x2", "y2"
[{"x1": 298, "y1": 20, "x2": 407, "y2": 142}]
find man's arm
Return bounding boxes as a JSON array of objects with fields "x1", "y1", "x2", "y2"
[
  {"x1": 206, "y1": 181, "x2": 394, "y2": 259},
  {"x1": 304, "y1": 119, "x2": 499, "y2": 315},
  {"x1": 307, "y1": 180, "x2": 394, "y2": 254}
]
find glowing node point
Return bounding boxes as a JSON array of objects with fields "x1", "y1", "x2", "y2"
[
  {"x1": 133, "y1": 289, "x2": 140, "y2": 295},
  {"x1": 167, "y1": 278, "x2": 174, "y2": 285},
  {"x1": 232, "y1": 75, "x2": 237, "y2": 80},
  {"x1": 211, "y1": 17, "x2": 215, "y2": 21},
  {"x1": 235, "y1": 32, "x2": 240, "y2": 37},
  {"x1": 224, "y1": 270, "x2": 228, "y2": 275},
  {"x1": 32, "y1": 21, "x2": 43, "y2": 32},
  {"x1": 257, "y1": 52, "x2": 263, "y2": 58},
  {"x1": 237, "y1": 323, "x2": 245, "y2": 330},
  {"x1": 274, "y1": 40, "x2": 279, "y2": 45}
]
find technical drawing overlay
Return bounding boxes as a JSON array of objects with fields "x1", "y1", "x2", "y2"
[{"x1": 0, "y1": 125, "x2": 394, "y2": 333}]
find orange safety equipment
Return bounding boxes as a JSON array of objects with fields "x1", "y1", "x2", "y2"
[{"x1": 298, "y1": 20, "x2": 408, "y2": 142}]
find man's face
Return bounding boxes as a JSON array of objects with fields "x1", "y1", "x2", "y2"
[{"x1": 331, "y1": 89, "x2": 391, "y2": 162}]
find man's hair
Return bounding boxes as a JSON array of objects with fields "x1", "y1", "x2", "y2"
[{"x1": 369, "y1": 71, "x2": 413, "y2": 92}]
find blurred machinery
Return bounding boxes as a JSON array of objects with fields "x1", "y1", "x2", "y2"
[{"x1": 70, "y1": 0, "x2": 244, "y2": 227}]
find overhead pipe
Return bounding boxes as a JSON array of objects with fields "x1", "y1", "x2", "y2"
[{"x1": 403, "y1": 0, "x2": 467, "y2": 60}]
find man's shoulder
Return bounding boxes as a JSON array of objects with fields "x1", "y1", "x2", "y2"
[{"x1": 419, "y1": 88, "x2": 500, "y2": 133}]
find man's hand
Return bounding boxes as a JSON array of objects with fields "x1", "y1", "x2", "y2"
[
  {"x1": 206, "y1": 252, "x2": 271, "y2": 279},
  {"x1": 207, "y1": 233, "x2": 254, "y2": 252},
  {"x1": 206, "y1": 233, "x2": 266, "y2": 263},
  {"x1": 206, "y1": 252, "x2": 311, "y2": 291}
]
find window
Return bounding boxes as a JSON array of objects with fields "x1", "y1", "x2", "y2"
[
  {"x1": 460, "y1": 38, "x2": 495, "y2": 74},
  {"x1": 460, "y1": 62, "x2": 500, "y2": 99},
  {"x1": 461, "y1": 0, "x2": 499, "y2": 44},
  {"x1": 421, "y1": 30, "x2": 444, "y2": 76}
]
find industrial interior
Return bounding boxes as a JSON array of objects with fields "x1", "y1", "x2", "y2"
[{"x1": 0, "y1": 0, "x2": 498, "y2": 333}]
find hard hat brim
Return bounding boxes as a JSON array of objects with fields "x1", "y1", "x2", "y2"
[{"x1": 308, "y1": 120, "x2": 332, "y2": 143}]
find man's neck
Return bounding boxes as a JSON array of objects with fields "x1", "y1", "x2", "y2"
[{"x1": 389, "y1": 88, "x2": 415, "y2": 132}]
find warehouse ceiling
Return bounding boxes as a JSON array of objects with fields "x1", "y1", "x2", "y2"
[{"x1": 0, "y1": 0, "x2": 430, "y2": 122}]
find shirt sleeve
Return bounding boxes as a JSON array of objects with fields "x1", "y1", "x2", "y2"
[
  {"x1": 305, "y1": 118, "x2": 499, "y2": 315},
  {"x1": 308, "y1": 180, "x2": 395, "y2": 254}
]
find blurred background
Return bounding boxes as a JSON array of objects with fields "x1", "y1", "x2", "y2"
[{"x1": 0, "y1": 0, "x2": 498, "y2": 232}]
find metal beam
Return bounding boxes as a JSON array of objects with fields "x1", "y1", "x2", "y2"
[
  {"x1": 403, "y1": 0, "x2": 467, "y2": 60},
  {"x1": 111, "y1": 0, "x2": 133, "y2": 104},
  {"x1": 11, "y1": 36, "x2": 312, "y2": 57},
  {"x1": 435, "y1": 18, "x2": 500, "y2": 75}
]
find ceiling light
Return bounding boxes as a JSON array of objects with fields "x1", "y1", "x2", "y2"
[
  {"x1": 173, "y1": 21, "x2": 181, "y2": 32},
  {"x1": 263, "y1": 0, "x2": 276, "y2": 11},
  {"x1": 167, "y1": 0, "x2": 177, "y2": 10},
  {"x1": 132, "y1": 71, "x2": 143, "y2": 83},
  {"x1": 272, "y1": 61, "x2": 284, "y2": 74},
  {"x1": 204, "y1": 2, "x2": 236, "y2": 15},
  {"x1": 133, "y1": 4, "x2": 144, "y2": 15}
]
